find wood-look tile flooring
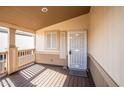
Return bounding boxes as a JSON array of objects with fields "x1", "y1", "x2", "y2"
[{"x1": 0, "y1": 64, "x2": 95, "y2": 87}]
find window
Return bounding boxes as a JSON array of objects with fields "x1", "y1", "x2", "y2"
[
  {"x1": 16, "y1": 30, "x2": 35, "y2": 50},
  {"x1": 0, "y1": 27, "x2": 8, "y2": 52},
  {"x1": 46, "y1": 32, "x2": 57, "y2": 49}
]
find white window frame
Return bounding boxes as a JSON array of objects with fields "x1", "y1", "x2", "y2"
[{"x1": 45, "y1": 31, "x2": 58, "y2": 50}]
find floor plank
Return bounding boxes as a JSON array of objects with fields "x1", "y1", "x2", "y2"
[{"x1": 0, "y1": 64, "x2": 95, "y2": 87}]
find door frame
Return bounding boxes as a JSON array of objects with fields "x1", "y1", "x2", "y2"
[{"x1": 67, "y1": 30, "x2": 87, "y2": 70}]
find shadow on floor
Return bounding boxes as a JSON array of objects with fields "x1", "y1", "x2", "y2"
[{"x1": 0, "y1": 64, "x2": 95, "y2": 87}]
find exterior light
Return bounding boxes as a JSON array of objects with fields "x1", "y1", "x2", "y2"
[{"x1": 41, "y1": 7, "x2": 48, "y2": 13}]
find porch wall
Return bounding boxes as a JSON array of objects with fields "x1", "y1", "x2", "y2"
[
  {"x1": 35, "y1": 14, "x2": 89, "y2": 66},
  {"x1": 36, "y1": 52, "x2": 67, "y2": 66},
  {"x1": 36, "y1": 6, "x2": 124, "y2": 86},
  {"x1": 88, "y1": 7, "x2": 124, "y2": 86}
]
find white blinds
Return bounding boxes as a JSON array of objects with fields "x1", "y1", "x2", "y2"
[
  {"x1": 46, "y1": 32, "x2": 51, "y2": 49},
  {"x1": 46, "y1": 32, "x2": 57, "y2": 49},
  {"x1": 51, "y1": 32, "x2": 57, "y2": 48},
  {"x1": 59, "y1": 32, "x2": 66, "y2": 59}
]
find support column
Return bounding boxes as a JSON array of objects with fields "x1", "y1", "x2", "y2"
[
  {"x1": 7, "y1": 28, "x2": 18, "y2": 74},
  {"x1": 34, "y1": 33, "x2": 36, "y2": 63}
]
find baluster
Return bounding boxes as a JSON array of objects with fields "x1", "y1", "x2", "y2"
[
  {"x1": 28, "y1": 50, "x2": 29, "y2": 62},
  {"x1": 24, "y1": 50, "x2": 26, "y2": 63},
  {"x1": 26, "y1": 50, "x2": 27, "y2": 63},
  {"x1": 2, "y1": 54, "x2": 4, "y2": 72},
  {"x1": 21, "y1": 51, "x2": 22, "y2": 63},
  {"x1": 19, "y1": 51, "x2": 20, "y2": 65},
  {"x1": 33, "y1": 49, "x2": 35, "y2": 62},
  {"x1": 31, "y1": 50, "x2": 33, "y2": 62},
  {"x1": 5, "y1": 53, "x2": 7, "y2": 71},
  {"x1": 21, "y1": 51, "x2": 23, "y2": 64},
  {"x1": 23, "y1": 51, "x2": 25, "y2": 64},
  {"x1": 25, "y1": 50, "x2": 27, "y2": 64},
  {"x1": 19, "y1": 51, "x2": 20, "y2": 64},
  {"x1": 25, "y1": 50, "x2": 28, "y2": 64},
  {"x1": 0, "y1": 54, "x2": 2, "y2": 72},
  {"x1": 28, "y1": 50, "x2": 30, "y2": 62},
  {"x1": 21, "y1": 51, "x2": 23, "y2": 63},
  {"x1": 29, "y1": 50, "x2": 31, "y2": 62},
  {"x1": 31, "y1": 50, "x2": 32, "y2": 62},
  {"x1": 18, "y1": 52, "x2": 20, "y2": 64},
  {"x1": 32, "y1": 50, "x2": 34, "y2": 62}
]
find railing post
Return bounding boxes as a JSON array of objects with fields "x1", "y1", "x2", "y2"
[{"x1": 7, "y1": 28, "x2": 18, "y2": 74}]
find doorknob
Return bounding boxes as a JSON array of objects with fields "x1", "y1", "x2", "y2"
[{"x1": 69, "y1": 50, "x2": 71, "y2": 55}]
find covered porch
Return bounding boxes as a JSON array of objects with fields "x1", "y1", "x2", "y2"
[
  {"x1": 0, "y1": 24, "x2": 94, "y2": 87},
  {"x1": 0, "y1": 6, "x2": 123, "y2": 87}
]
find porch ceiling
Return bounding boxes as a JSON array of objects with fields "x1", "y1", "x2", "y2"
[{"x1": 0, "y1": 6, "x2": 90, "y2": 31}]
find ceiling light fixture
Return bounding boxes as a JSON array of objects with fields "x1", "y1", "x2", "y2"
[{"x1": 41, "y1": 7, "x2": 48, "y2": 13}]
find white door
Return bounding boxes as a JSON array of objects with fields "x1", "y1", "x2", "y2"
[{"x1": 68, "y1": 31, "x2": 87, "y2": 71}]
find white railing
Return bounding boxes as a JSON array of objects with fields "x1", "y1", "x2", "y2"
[
  {"x1": 0, "y1": 51, "x2": 7, "y2": 74},
  {"x1": 0, "y1": 49, "x2": 35, "y2": 74},
  {"x1": 18, "y1": 49, "x2": 35, "y2": 67}
]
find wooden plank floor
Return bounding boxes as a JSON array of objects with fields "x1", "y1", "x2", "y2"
[{"x1": 0, "y1": 64, "x2": 95, "y2": 87}]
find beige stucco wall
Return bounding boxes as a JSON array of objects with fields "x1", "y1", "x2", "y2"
[
  {"x1": 36, "y1": 14, "x2": 89, "y2": 66},
  {"x1": 88, "y1": 6, "x2": 124, "y2": 86}
]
